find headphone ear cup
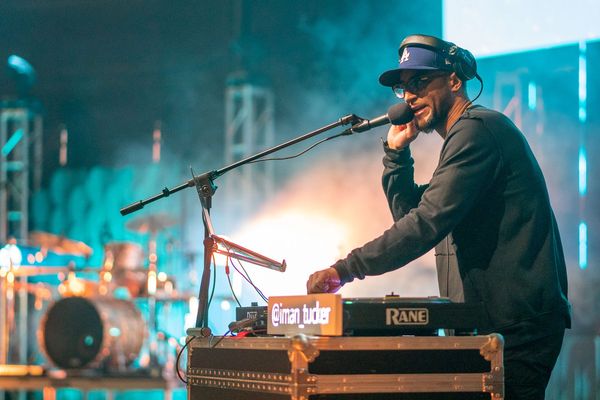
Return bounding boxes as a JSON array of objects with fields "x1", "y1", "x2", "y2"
[{"x1": 451, "y1": 47, "x2": 477, "y2": 81}]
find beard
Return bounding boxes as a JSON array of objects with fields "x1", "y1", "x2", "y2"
[
  {"x1": 414, "y1": 98, "x2": 451, "y2": 134},
  {"x1": 414, "y1": 111, "x2": 437, "y2": 133}
]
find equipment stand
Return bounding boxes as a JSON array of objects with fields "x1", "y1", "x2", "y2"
[
  {"x1": 191, "y1": 171, "x2": 217, "y2": 336},
  {"x1": 120, "y1": 113, "x2": 362, "y2": 334}
]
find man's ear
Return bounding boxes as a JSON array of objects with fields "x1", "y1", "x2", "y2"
[{"x1": 448, "y1": 72, "x2": 463, "y2": 93}]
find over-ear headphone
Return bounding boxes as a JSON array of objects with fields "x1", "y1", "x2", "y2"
[{"x1": 399, "y1": 34, "x2": 478, "y2": 82}]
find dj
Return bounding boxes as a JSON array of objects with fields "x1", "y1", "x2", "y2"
[{"x1": 306, "y1": 34, "x2": 571, "y2": 399}]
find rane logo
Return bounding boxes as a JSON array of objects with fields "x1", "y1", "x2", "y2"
[{"x1": 386, "y1": 308, "x2": 429, "y2": 325}]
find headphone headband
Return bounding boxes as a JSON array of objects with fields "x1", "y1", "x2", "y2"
[{"x1": 400, "y1": 35, "x2": 450, "y2": 54}]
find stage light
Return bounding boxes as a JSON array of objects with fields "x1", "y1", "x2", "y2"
[
  {"x1": 527, "y1": 82, "x2": 537, "y2": 111},
  {"x1": 578, "y1": 41, "x2": 587, "y2": 123},
  {"x1": 230, "y1": 209, "x2": 347, "y2": 297},
  {"x1": 0, "y1": 243, "x2": 23, "y2": 269},
  {"x1": 220, "y1": 300, "x2": 231, "y2": 311},
  {"x1": 579, "y1": 148, "x2": 587, "y2": 196},
  {"x1": 579, "y1": 222, "x2": 587, "y2": 269},
  {"x1": 6, "y1": 55, "x2": 36, "y2": 97}
]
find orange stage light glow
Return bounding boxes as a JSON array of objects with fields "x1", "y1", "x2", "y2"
[{"x1": 223, "y1": 146, "x2": 441, "y2": 301}]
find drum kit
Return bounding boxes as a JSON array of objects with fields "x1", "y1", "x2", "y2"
[{"x1": 0, "y1": 212, "x2": 189, "y2": 372}]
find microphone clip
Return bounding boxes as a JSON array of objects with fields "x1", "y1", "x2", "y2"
[
  {"x1": 340, "y1": 115, "x2": 367, "y2": 136},
  {"x1": 338, "y1": 113, "x2": 362, "y2": 126}
]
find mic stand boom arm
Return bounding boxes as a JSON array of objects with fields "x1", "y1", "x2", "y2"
[{"x1": 119, "y1": 113, "x2": 361, "y2": 335}]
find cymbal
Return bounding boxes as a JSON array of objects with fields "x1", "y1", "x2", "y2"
[
  {"x1": 29, "y1": 231, "x2": 93, "y2": 257},
  {"x1": 126, "y1": 213, "x2": 177, "y2": 234}
]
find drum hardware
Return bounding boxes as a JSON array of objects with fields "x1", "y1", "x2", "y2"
[
  {"x1": 124, "y1": 212, "x2": 178, "y2": 370},
  {"x1": 102, "y1": 242, "x2": 146, "y2": 297},
  {"x1": 4, "y1": 281, "x2": 52, "y2": 310},
  {"x1": 57, "y1": 271, "x2": 99, "y2": 298},
  {"x1": 1, "y1": 265, "x2": 70, "y2": 277},
  {"x1": 0, "y1": 263, "x2": 176, "y2": 379},
  {"x1": 103, "y1": 242, "x2": 144, "y2": 270},
  {"x1": 50, "y1": 249, "x2": 185, "y2": 372},
  {"x1": 0, "y1": 364, "x2": 44, "y2": 376},
  {"x1": 1, "y1": 248, "x2": 75, "y2": 366},
  {"x1": 0, "y1": 221, "x2": 185, "y2": 376},
  {"x1": 1, "y1": 243, "x2": 28, "y2": 368}
]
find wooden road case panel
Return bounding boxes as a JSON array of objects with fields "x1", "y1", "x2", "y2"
[{"x1": 187, "y1": 334, "x2": 504, "y2": 400}]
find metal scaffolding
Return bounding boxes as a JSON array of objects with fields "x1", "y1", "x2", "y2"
[
  {"x1": 0, "y1": 106, "x2": 42, "y2": 244},
  {"x1": 223, "y1": 80, "x2": 275, "y2": 221},
  {"x1": 0, "y1": 105, "x2": 41, "y2": 400}
]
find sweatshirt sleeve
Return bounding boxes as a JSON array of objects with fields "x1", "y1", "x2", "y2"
[
  {"x1": 334, "y1": 118, "x2": 502, "y2": 284},
  {"x1": 382, "y1": 143, "x2": 429, "y2": 221}
]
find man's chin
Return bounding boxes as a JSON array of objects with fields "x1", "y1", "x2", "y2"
[{"x1": 415, "y1": 118, "x2": 434, "y2": 133}]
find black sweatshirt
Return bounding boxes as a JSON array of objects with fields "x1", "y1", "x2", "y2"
[{"x1": 333, "y1": 105, "x2": 571, "y2": 346}]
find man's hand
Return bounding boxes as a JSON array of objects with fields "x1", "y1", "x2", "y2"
[
  {"x1": 387, "y1": 120, "x2": 420, "y2": 150},
  {"x1": 306, "y1": 267, "x2": 342, "y2": 294}
]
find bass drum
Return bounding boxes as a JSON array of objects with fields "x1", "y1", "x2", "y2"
[{"x1": 39, "y1": 297, "x2": 145, "y2": 369}]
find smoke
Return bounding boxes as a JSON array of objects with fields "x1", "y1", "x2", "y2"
[
  {"x1": 262, "y1": 0, "x2": 443, "y2": 193},
  {"x1": 227, "y1": 131, "x2": 443, "y2": 300}
]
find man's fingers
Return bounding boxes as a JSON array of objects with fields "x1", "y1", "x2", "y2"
[
  {"x1": 307, "y1": 272, "x2": 321, "y2": 293},
  {"x1": 307, "y1": 268, "x2": 342, "y2": 294},
  {"x1": 307, "y1": 271, "x2": 328, "y2": 293}
]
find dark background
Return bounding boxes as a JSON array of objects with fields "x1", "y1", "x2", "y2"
[{"x1": 0, "y1": 0, "x2": 442, "y2": 182}]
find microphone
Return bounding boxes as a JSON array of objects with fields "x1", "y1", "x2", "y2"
[
  {"x1": 228, "y1": 317, "x2": 257, "y2": 332},
  {"x1": 351, "y1": 103, "x2": 414, "y2": 133}
]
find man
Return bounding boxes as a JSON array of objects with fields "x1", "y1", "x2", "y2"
[{"x1": 306, "y1": 34, "x2": 571, "y2": 399}]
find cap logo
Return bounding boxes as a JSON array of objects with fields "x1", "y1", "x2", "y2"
[{"x1": 399, "y1": 48, "x2": 410, "y2": 64}]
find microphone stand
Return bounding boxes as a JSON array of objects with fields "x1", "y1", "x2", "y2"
[{"x1": 120, "y1": 113, "x2": 361, "y2": 336}]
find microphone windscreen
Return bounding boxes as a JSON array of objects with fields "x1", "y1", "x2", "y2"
[{"x1": 387, "y1": 103, "x2": 414, "y2": 125}]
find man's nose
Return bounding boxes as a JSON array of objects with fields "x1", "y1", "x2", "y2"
[{"x1": 403, "y1": 90, "x2": 417, "y2": 104}]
